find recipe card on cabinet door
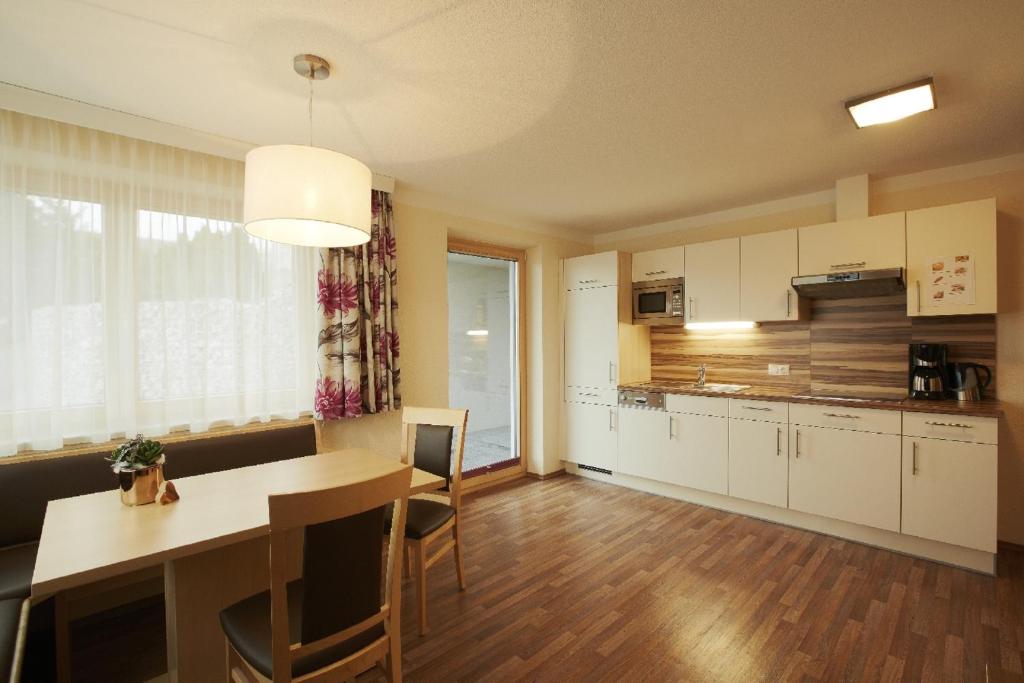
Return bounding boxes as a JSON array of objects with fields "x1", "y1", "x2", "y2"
[{"x1": 927, "y1": 254, "x2": 976, "y2": 306}]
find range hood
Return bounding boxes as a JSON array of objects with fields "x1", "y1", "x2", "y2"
[{"x1": 791, "y1": 268, "x2": 905, "y2": 299}]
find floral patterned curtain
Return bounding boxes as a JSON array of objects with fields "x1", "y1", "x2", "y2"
[{"x1": 315, "y1": 190, "x2": 400, "y2": 419}]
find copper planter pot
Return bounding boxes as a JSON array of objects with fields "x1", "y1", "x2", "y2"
[{"x1": 117, "y1": 463, "x2": 165, "y2": 506}]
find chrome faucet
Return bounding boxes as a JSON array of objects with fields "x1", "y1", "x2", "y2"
[{"x1": 696, "y1": 364, "x2": 707, "y2": 388}]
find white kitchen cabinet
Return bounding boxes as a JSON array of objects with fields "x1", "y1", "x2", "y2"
[
  {"x1": 632, "y1": 246, "x2": 685, "y2": 282},
  {"x1": 617, "y1": 408, "x2": 675, "y2": 483},
  {"x1": 798, "y1": 212, "x2": 906, "y2": 275},
  {"x1": 906, "y1": 198, "x2": 997, "y2": 316},
  {"x1": 564, "y1": 286, "x2": 619, "y2": 390},
  {"x1": 684, "y1": 238, "x2": 740, "y2": 323},
  {"x1": 668, "y1": 411, "x2": 729, "y2": 495},
  {"x1": 788, "y1": 424, "x2": 901, "y2": 532},
  {"x1": 740, "y1": 229, "x2": 800, "y2": 321},
  {"x1": 564, "y1": 251, "x2": 619, "y2": 290},
  {"x1": 729, "y1": 418, "x2": 788, "y2": 508},
  {"x1": 901, "y1": 436, "x2": 997, "y2": 552},
  {"x1": 563, "y1": 401, "x2": 618, "y2": 471}
]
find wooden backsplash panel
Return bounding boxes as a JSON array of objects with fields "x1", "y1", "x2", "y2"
[
  {"x1": 650, "y1": 295, "x2": 996, "y2": 398},
  {"x1": 809, "y1": 295, "x2": 911, "y2": 399},
  {"x1": 650, "y1": 321, "x2": 811, "y2": 390}
]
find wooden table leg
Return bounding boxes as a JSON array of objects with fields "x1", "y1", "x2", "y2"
[
  {"x1": 54, "y1": 591, "x2": 71, "y2": 683},
  {"x1": 163, "y1": 533, "x2": 301, "y2": 683}
]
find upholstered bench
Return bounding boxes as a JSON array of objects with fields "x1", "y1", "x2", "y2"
[{"x1": 0, "y1": 421, "x2": 316, "y2": 680}]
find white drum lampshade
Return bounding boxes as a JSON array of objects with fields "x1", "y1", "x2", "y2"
[{"x1": 243, "y1": 144, "x2": 372, "y2": 247}]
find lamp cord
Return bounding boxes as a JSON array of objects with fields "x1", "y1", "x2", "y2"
[{"x1": 308, "y1": 75, "x2": 313, "y2": 147}]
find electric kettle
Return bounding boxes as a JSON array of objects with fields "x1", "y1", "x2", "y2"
[{"x1": 947, "y1": 362, "x2": 992, "y2": 401}]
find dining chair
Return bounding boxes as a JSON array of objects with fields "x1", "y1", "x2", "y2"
[
  {"x1": 219, "y1": 464, "x2": 412, "y2": 683},
  {"x1": 395, "y1": 407, "x2": 469, "y2": 636}
]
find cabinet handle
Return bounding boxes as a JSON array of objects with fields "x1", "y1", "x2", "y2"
[
  {"x1": 823, "y1": 412, "x2": 860, "y2": 419},
  {"x1": 609, "y1": 409, "x2": 615, "y2": 431},
  {"x1": 742, "y1": 405, "x2": 772, "y2": 411},
  {"x1": 912, "y1": 441, "x2": 919, "y2": 475},
  {"x1": 688, "y1": 297, "x2": 695, "y2": 321},
  {"x1": 645, "y1": 270, "x2": 667, "y2": 276},
  {"x1": 924, "y1": 420, "x2": 974, "y2": 429},
  {"x1": 608, "y1": 362, "x2": 616, "y2": 383},
  {"x1": 915, "y1": 280, "x2": 921, "y2": 313},
  {"x1": 578, "y1": 392, "x2": 599, "y2": 398},
  {"x1": 776, "y1": 427, "x2": 781, "y2": 456},
  {"x1": 668, "y1": 415, "x2": 674, "y2": 440},
  {"x1": 794, "y1": 429, "x2": 800, "y2": 458},
  {"x1": 829, "y1": 261, "x2": 866, "y2": 270},
  {"x1": 786, "y1": 289, "x2": 791, "y2": 317}
]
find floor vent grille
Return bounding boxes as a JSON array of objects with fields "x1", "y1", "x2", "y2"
[{"x1": 577, "y1": 464, "x2": 613, "y2": 475}]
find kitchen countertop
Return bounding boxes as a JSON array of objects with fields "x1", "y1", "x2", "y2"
[{"x1": 618, "y1": 380, "x2": 1004, "y2": 418}]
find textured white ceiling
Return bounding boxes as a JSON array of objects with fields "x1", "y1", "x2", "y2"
[{"x1": 1, "y1": 0, "x2": 1023, "y2": 233}]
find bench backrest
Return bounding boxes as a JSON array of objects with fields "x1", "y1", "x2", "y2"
[{"x1": 0, "y1": 423, "x2": 316, "y2": 547}]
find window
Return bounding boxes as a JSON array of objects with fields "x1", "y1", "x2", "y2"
[{"x1": 0, "y1": 110, "x2": 316, "y2": 456}]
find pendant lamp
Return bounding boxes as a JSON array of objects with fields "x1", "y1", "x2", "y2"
[{"x1": 244, "y1": 54, "x2": 372, "y2": 247}]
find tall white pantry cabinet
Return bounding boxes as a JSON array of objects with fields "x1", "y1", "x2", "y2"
[{"x1": 562, "y1": 252, "x2": 650, "y2": 471}]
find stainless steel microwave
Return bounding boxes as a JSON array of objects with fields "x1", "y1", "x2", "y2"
[{"x1": 632, "y1": 277, "x2": 685, "y2": 325}]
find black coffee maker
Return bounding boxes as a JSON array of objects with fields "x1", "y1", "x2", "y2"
[{"x1": 908, "y1": 343, "x2": 948, "y2": 400}]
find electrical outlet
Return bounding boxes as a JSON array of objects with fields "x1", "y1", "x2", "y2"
[{"x1": 768, "y1": 363, "x2": 790, "y2": 376}]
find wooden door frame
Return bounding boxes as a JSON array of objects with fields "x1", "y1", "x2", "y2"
[{"x1": 447, "y1": 238, "x2": 527, "y2": 490}]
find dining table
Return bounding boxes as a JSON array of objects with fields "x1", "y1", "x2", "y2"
[{"x1": 30, "y1": 447, "x2": 445, "y2": 683}]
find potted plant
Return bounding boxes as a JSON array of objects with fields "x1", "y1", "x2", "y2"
[{"x1": 108, "y1": 434, "x2": 166, "y2": 506}]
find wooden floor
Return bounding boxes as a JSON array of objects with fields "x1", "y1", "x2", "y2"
[{"x1": 65, "y1": 475, "x2": 1024, "y2": 681}]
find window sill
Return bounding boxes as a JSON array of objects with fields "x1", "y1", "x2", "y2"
[{"x1": 2, "y1": 416, "x2": 317, "y2": 465}]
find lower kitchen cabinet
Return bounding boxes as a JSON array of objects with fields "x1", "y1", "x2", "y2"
[
  {"x1": 901, "y1": 436, "x2": 997, "y2": 552},
  {"x1": 672, "y1": 412, "x2": 729, "y2": 495},
  {"x1": 729, "y1": 418, "x2": 788, "y2": 508},
  {"x1": 788, "y1": 425, "x2": 901, "y2": 532},
  {"x1": 564, "y1": 401, "x2": 618, "y2": 471},
  {"x1": 617, "y1": 407, "x2": 674, "y2": 483}
]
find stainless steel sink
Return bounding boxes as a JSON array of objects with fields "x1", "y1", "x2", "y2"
[{"x1": 675, "y1": 382, "x2": 751, "y2": 394}]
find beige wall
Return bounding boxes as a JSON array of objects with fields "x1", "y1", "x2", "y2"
[
  {"x1": 321, "y1": 201, "x2": 590, "y2": 476},
  {"x1": 600, "y1": 167, "x2": 1024, "y2": 544}
]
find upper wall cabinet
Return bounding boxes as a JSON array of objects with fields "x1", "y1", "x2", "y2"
[
  {"x1": 564, "y1": 251, "x2": 619, "y2": 290},
  {"x1": 906, "y1": 198, "x2": 997, "y2": 317},
  {"x1": 740, "y1": 229, "x2": 800, "y2": 321},
  {"x1": 632, "y1": 246, "x2": 685, "y2": 282},
  {"x1": 685, "y1": 238, "x2": 740, "y2": 323},
  {"x1": 798, "y1": 212, "x2": 906, "y2": 275}
]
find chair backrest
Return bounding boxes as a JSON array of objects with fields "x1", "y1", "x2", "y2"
[
  {"x1": 266, "y1": 463, "x2": 412, "y2": 682},
  {"x1": 400, "y1": 407, "x2": 469, "y2": 510}
]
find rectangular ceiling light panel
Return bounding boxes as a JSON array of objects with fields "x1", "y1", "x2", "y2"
[{"x1": 845, "y1": 78, "x2": 936, "y2": 128}]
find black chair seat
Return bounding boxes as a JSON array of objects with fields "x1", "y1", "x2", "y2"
[
  {"x1": 0, "y1": 598, "x2": 26, "y2": 681},
  {"x1": 220, "y1": 579, "x2": 384, "y2": 679},
  {"x1": 0, "y1": 543, "x2": 37, "y2": 601},
  {"x1": 384, "y1": 499, "x2": 455, "y2": 540}
]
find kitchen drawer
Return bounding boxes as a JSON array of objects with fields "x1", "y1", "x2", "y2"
[
  {"x1": 788, "y1": 403, "x2": 901, "y2": 435},
  {"x1": 902, "y1": 412, "x2": 998, "y2": 445},
  {"x1": 666, "y1": 394, "x2": 729, "y2": 418},
  {"x1": 565, "y1": 387, "x2": 618, "y2": 407},
  {"x1": 730, "y1": 399, "x2": 787, "y2": 423}
]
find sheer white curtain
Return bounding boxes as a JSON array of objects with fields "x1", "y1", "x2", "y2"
[{"x1": 0, "y1": 110, "x2": 317, "y2": 456}]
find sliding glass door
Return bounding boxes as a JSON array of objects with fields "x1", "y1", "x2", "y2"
[{"x1": 447, "y1": 241, "x2": 523, "y2": 481}]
